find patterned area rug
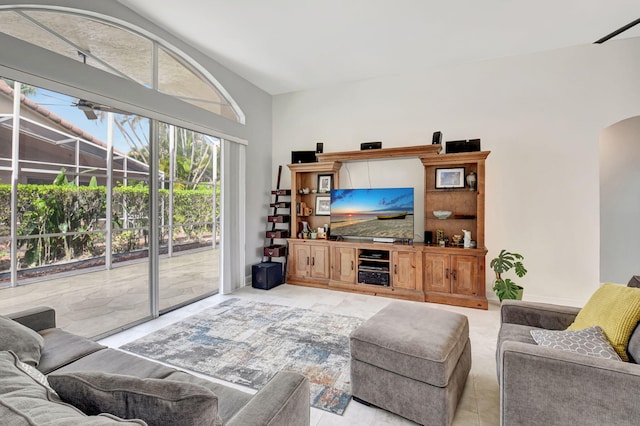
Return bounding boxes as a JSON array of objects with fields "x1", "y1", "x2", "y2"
[{"x1": 121, "y1": 298, "x2": 364, "y2": 415}]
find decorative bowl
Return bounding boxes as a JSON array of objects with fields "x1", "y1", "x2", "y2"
[{"x1": 433, "y1": 210, "x2": 452, "y2": 220}]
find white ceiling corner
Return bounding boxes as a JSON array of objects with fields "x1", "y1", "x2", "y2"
[{"x1": 117, "y1": 0, "x2": 640, "y2": 95}]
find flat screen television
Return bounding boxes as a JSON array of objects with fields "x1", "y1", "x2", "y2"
[{"x1": 330, "y1": 187, "x2": 414, "y2": 240}]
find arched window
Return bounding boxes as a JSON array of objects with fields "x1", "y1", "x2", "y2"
[
  {"x1": 0, "y1": 4, "x2": 248, "y2": 336},
  {"x1": 0, "y1": 7, "x2": 244, "y2": 123}
]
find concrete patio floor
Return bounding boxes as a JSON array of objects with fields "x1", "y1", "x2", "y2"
[{"x1": 0, "y1": 248, "x2": 219, "y2": 338}]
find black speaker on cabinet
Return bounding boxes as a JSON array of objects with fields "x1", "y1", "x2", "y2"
[
  {"x1": 445, "y1": 140, "x2": 467, "y2": 153},
  {"x1": 361, "y1": 141, "x2": 382, "y2": 150},
  {"x1": 424, "y1": 231, "x2": 433, "y2": 244},
  {"x1": 291, "y1": 150, "x2": 317, "y2": 163},
  {"x1": 446, "y1": 139, "x2": 481, "y2": 153},
  {"x1": 432, "y1": 131, "x2": 442, "y2": 145},
  {"x1": 468, "y1": 138, "x2": 481, "y2": 151},
  {"x1": 252, "y1": 262, "x2": 283, "y2": 290},
  {"x1": 316, "y1": 142, "x2": 323, "y2": 153}
]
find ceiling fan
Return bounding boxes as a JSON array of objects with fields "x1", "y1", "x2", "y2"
[
  {"x1": 72, "y1": 51, "x2": 131, "y2": 120},
  {"x1": 74, "y1": 99, "x2": 130, "y2": 120}
]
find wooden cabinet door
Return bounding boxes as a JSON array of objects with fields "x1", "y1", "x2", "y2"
[
  {"x1": 451, "y1": 255, "x2": 478, "y2": 296},
  {"x1": 310, "y1": 244, "x2": 330, "y2": 279},
  {"x1": 290, "y1": 243, "x2": 310, "y2": 278},
  {"x1": 332, "y1": 246, "x2": 357, "y2": 284},
  {"x1": 423, "y1": 253, "x2": 451, "y2": 293},
  {"x1": 392, "y1": 250, "x2": 417, "y2": 290}
]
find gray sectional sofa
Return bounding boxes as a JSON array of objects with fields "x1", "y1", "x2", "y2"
[
  {"x1": 1, "y1": 306, "x2": 310, "y2": 425},
  {"x1": 496, "y1": 299, "x2": 640, "y2": 426}
]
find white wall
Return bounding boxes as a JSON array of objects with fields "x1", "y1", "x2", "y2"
[
  {"x1": 273, "y1": 37, "x2": 640, "y2": 306},
  {"x1": 600, "y1": 116, "x2": 640, "y2": 284}
]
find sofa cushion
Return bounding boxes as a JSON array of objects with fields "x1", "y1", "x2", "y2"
[
  {"x1": 53, "y1": 348, "x2": 178, "y2": 378},
  {"x1": 49, "y1": 371, "x2": 222, "y2": 426},
  {"x1": 0, "y1": 351, "x2": 146, "y2": 425},
  {"x1": 496, "y1": 323, "x2": 539, "y2": 373},
  {"x1": 530, "y1": 326, "x2": 621, "y2": 361},
  {"x1": 567, "y1": 283, "x2": 640, "y2": 361},
  {"x1": 0, "y1": 314, "x2": 44, "y2": 366},
  {"x1": 498, "y1": 323, "x2": 539, "y2": 346},
  {"x1": 165, "y1": 370, "x2": 253, "y2": 423},
  {"x1": 37, "y1": 328, "x2": 106, "y2": 374},
  {"x1": 55, "y1": 349, "x2": 252, "y2": 423}
]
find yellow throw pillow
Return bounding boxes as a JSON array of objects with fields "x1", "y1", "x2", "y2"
[{"x1": 568, "y1": 283, "x2": 640, "y2": 361}]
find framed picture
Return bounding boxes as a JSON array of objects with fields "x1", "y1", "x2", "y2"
[
  {"x1": 317, "y1": 174, "x2": 333, "y2": 193},
  {"x1": 315, "y1": 196, "x2": 331, "y2": 216},
  {"x1": 435, "y1": 167, "x2": 465, "y2": 189}
]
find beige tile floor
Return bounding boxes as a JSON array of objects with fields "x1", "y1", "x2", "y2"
[
  {"x1": 0, "y1": 249, "x2": 219, "y2": 338},
  {"x1": 100, "y1": 284, "x2": 501, "y2": 426}
]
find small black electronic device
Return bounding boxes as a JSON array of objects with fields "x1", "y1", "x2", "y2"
[
  {"x1": 316, "y1": 142, "x2": 323, "y2": 153},
  {"x1": 291, "y1": 150, "x2": 317, "y2": 163},
  {"x1": 445, "y1": 140, "x2": 468, "y2": 153},
  {"x1": 359, "y1": 264, "x2": 389, "y2": 272},
  {"x1": 424, "y1": 231, "x2": 433, "y2": 244},
  {"x1": 358, "y1": 270, "x2": 390, "y2": 286},
  {"x1": 360, "y1": 252, "x2": 384, "y2": 260},
  {"x1": 360, "y1": 141, "x2": 382, "y2": 150},
  {"x1": 446, "y1": 139, "x2": 481, "y2": 153},
  {"x1": 468, "y1": 138, "x2": 481, "y2": 151},
  {"x1": 252, "y1": 262, "x2": 283, "y2": 290},
  {"x1": 432, "y1": 131, "x2": 442, "y2": 145}
]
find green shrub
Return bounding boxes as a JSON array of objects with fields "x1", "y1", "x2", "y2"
[{"x1": 0, "y1": 183, "x2": 215, "y2": 268}]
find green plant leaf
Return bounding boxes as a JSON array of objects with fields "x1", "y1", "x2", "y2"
[
  {"x1": 493, "y1": 278, "x2": 521, "y2": 301},
  {"x1": 491, "y1": 249, "x2": 527, "y2": 299},
  {"x1": 514, "y1": 261, "x2": 527, "y2": 278}
]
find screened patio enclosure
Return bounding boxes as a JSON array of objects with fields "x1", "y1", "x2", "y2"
[{"x1": 0, "y1": 80, "x2": 222, "y2": 338}]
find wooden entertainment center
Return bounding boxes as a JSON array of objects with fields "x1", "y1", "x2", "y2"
[{"x1": 286, "y1": 145, "x2": 490, "y2": 309}]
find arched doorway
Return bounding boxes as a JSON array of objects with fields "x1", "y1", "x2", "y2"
[{"x1": 599, "y1": 115, "x2": 640, "y2": 284}]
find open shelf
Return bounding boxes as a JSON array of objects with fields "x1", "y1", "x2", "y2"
[{"x1": 357, "y1": 248, "x2": 391, "y2": 286}]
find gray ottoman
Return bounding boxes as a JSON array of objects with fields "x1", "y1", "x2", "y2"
[{"x1": 350, "y1": 302, "x2": 471, "y2": 425}]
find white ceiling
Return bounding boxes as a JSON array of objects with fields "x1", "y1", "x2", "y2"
[{"x1": 118, "y1": 0, "x2": 640, "y2": 95}]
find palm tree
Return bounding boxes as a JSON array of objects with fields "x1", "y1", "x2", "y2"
[{"x1": 111, "y1": 115, "x2": 217, "y2": 188}]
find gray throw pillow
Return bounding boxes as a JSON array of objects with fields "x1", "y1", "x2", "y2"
[
  {"x1": 530, "y1": 325, "x2": 622, "y2": 361},
  {"x1": 0, "y1": 351, "x2": 146, "y2": 425},
  {"x1": 48, "y1": 371, "x2": 223, "y2": 426},
  {"x1": 0, "y1": 314, "x2": 44, "y2": 366}
]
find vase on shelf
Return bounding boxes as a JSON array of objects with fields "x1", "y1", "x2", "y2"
[
  {"x1": 462, "y1": 229, "x2": 472, "y2": 248},
  {"x1": 466, "y1": 172, "x2": 477, "y2": 191}
]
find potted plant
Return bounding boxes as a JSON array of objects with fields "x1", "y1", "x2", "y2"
[{"x1": 490, "y1": 249, "x2": 527, "y2": 301}]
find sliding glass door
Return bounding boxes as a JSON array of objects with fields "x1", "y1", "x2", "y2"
[
  {"x1": 0, "y1": 79, "x2": 222, "y2": 337},
  {"x1": 157, "y1": 124, "x2": 221, "y2": 312}
]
